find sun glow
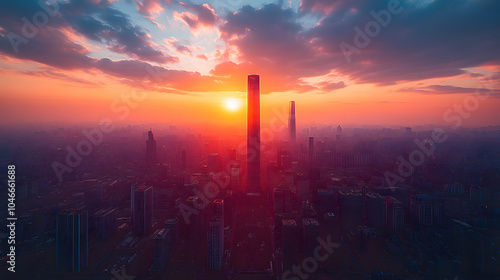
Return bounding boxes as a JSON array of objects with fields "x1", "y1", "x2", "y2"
[{"x1": 225, "y1": 98, "x2": 241, "y2": 111}]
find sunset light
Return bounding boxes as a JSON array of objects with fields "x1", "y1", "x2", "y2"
[
  {"x1": 0, "y1": 1, "x2": 499, "y2": 280},
  {"x1": 225, "y1": 98, "x2": 242, "y2": 112}
]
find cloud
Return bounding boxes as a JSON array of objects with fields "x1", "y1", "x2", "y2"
[
  {"x1": 60, "y1": 0, "x2": 176, "y2": 63},
  {"x1": 174, "y1": 3, "x2": 218, "y2": 32},
  {"x1": 399, "y1": 84, "x2": 500, "y2": 97}
]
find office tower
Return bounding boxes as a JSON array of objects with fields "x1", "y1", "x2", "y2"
[
  {"x1": 207, "y1": 217, "x2": 224, "y2": 270},
  {"x1": 165, "y1": 218, "x2": 178, "y2": 244},
  {"x1": 230, "y1": 163, "x2": 240, "y2": 191},
  {"x1": 410, "y1": 194, "x2": 433, "y2": 226},
  {"x1": 214, "y1": 199, "x2": 224, "y2": 220},
  {"x1": 133, "y1": 186, "x2": 153, "y2": 236},
  {"x1": 94, "y1": 208, "x2": 117, "y2": 241},
  {"x1": 282, "y1": 219, "x2": 299, "y2": 269},
  {"x1": 302, "y1": 218, "x2": 320, "y2": 257},
  {"x1": 146, "y1": 129, "x2": 157, "y2": 163},
  {"x1": 152, "y1": 228, "x2": 172, "y2": 271},
  {"x1": 308, "y1": 136, "x2": 314, "y2": 165},
  {"x1": 365, "y1": 193, "x2": 385, "y2": 233},
  {"x1": 274, "y1": 186, "x2": 293, "y2": 214},
  {"x1": 340, "y1": 191, "x2": 363, "y2": 234},
  {"x1": 56, "y1": 208, "x2": 88, "y2": 273},
  {"x1": 289, "y1": 101, "x2": 296, "y2": 143},
  {"x1": 336, "y1": 125, "x2": 342, "y2": 141},
  {"x1": 247, "y1": 74, "x2": 261, "y2": 195},
  {"x1": 384, "y1": 196, "x2": 404, "y2": 234},
  {"x1": 207, "y1": 153, "x2": 220, "y2": 172}
]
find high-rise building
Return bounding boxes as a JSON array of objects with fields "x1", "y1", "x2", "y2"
[
  {"x1": 302, "y1": 218, "x2": 320, "y2": 257},
  {"x1": 207, "y1": 217, "x2": 224, "y2": 270},
  {"x1": 56, "y1": 208, "x2": 88, "y2": 273},
  {"x1": 152, "y1": 228, "x2": 172, "y2": 272},
  {"x1": 165, "y1": 218, "x2": 178, "y2": 244},
  {"x1": 384, "y1": 196, "x2": 404, "y2": 234},
  {"x1": 282, "y1": 219, "x2": 299, "y2": 269},
  {"x1": 247, "y1": 74, "x2": 261, "y2": 195},
  {"x1": 94, "y1": 208, "x2": 117, "y2": 241},
  {"x1": 230, "y1": 163, "x2": 240, "y2": 191},
  {"x1": 214, "y1": 199, "x2": 224, "y2": 221},
  {"x1": 410, "y1": 194, "x2": 433, "y2": 226},
  {"x1": 340, "y1": 191, "x2": 363, "y2": 234},
  {"x1": 365, "y1": 193, "x2": 385, "y2": 233},
  {"x1": 133, "y1": 186, "x2": 153, "y2": 236},
  {"x1": 289, "y1": 101, "x2": 296, "y2": 143},
  {"x1": 146, "y1": 129, "x2": 157, "y2": 163}
]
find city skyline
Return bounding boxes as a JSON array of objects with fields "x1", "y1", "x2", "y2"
[{"x1": 1, "y1": 1, "x2": 500, "y2": 280}]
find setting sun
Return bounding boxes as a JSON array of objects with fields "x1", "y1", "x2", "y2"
[{"x1": 225, "y1": 98, "x2": 242, "y2": 111}]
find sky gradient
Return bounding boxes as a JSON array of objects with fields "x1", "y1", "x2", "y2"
[{"x1": 1, "y1": 0, "x2": 499, "y2": 127}]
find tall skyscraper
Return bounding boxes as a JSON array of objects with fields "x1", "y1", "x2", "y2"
[
  {"x1": 133, "y1": 186, "x2": 153, "y2": 236},
  {"x1": 247, "y1": 74, "x2": 261, "y2": 195},
  {"x1": 56, "y1": 208, "x2": 88, "y2": 273},
  {"x1": 146, "y1": 129, "x2": 157, "y2": 163},
  {"x1": 289, "y1": 101, "x2": 296, "y2": 143}
]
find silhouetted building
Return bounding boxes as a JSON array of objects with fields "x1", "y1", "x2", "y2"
[
  {"x1": 302, "y1": 218, "x2": 320, "y2": 257},
  {"x1": 165, "y1": 218, "x2": 178, "y2": 244},
  {"x1": 56, "y1": 208, "x2": 88, "y2": 273},
  {"x1": 247, "y1": 74, "x2": 261, "y2": 195},
  {"x1": 133, "y1": 186, "x2": 153, "y2": 236},
  {"x1": 146, "y1": 129, "x2": 157, "y2": 163},
  {"x1": 289, "y1": 101, "x2": 296, "y2": 143},
  {"x1": 282, "y1": 219, "x2": 299, "y2": 269},
  {"x1": 274, "y1": 186, "x2": 293, "y2": 214},
  {"x1": 152, "y1": 228, "x2": 172, "y2": 271},
  {"x1": 366, "y1": 193, "x2": 384, "y2": 233},
  {"x1": 94, "y1": 208, "x2": 117, "y2": 241},
  {"x1": 340, "y1": 191, "x2": 363, "y2": 234},
  {"x1": 207, "y1": 217, "x2": 224, "y2": 270},
  {"x1": 410, "y1": 194, "x2": 433, "y2": 226},
  {"x1": 384, "y1": 196, "x2": 404, "y2": 234}
]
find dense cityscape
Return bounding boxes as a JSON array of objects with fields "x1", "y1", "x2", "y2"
[{"x1": 1, "y1": 74, "x2": 499, "y2": 280}]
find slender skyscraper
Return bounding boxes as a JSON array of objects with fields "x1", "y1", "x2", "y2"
[
  {"x1": 289, "y1": 101, "x2": 296, "y2": 143},
  {"x1": 146, "y1": 129, "x2": 157, "y2": 163},
  {"x1": 247, "y1": 75, "x2": 261, "y2": 195}
]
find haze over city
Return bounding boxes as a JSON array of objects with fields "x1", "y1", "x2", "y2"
[{"x1": 1, "y1": 1, "x2": 500, "y2": 280}]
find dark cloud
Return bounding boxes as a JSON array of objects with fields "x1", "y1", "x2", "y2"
[
  {"x1": 305, "y1": 0, "x2": 500, "y2": 84},
  {"x1": 60, "y1": 0, "x2": 177, "y2": 63}
]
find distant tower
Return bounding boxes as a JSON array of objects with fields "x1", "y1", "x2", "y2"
[
  {"x1": 247, "y1": 75, "x2": 261, "y2": 195},
  {"x1": 146, "y1": 129, "x2": 157, "y2": 163},
  {"x1": 56, "y1": 208, "x2": 88, "y2": 273},
  {"x1": 336, "y1": 125, "x2": 342, "y2": 141},
  {"x1": 289, "y1": 101, "x2": 296, "y2": 143},
  {"x1": 133, "y1": 186, "x2": 153, "y2": 236}
]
